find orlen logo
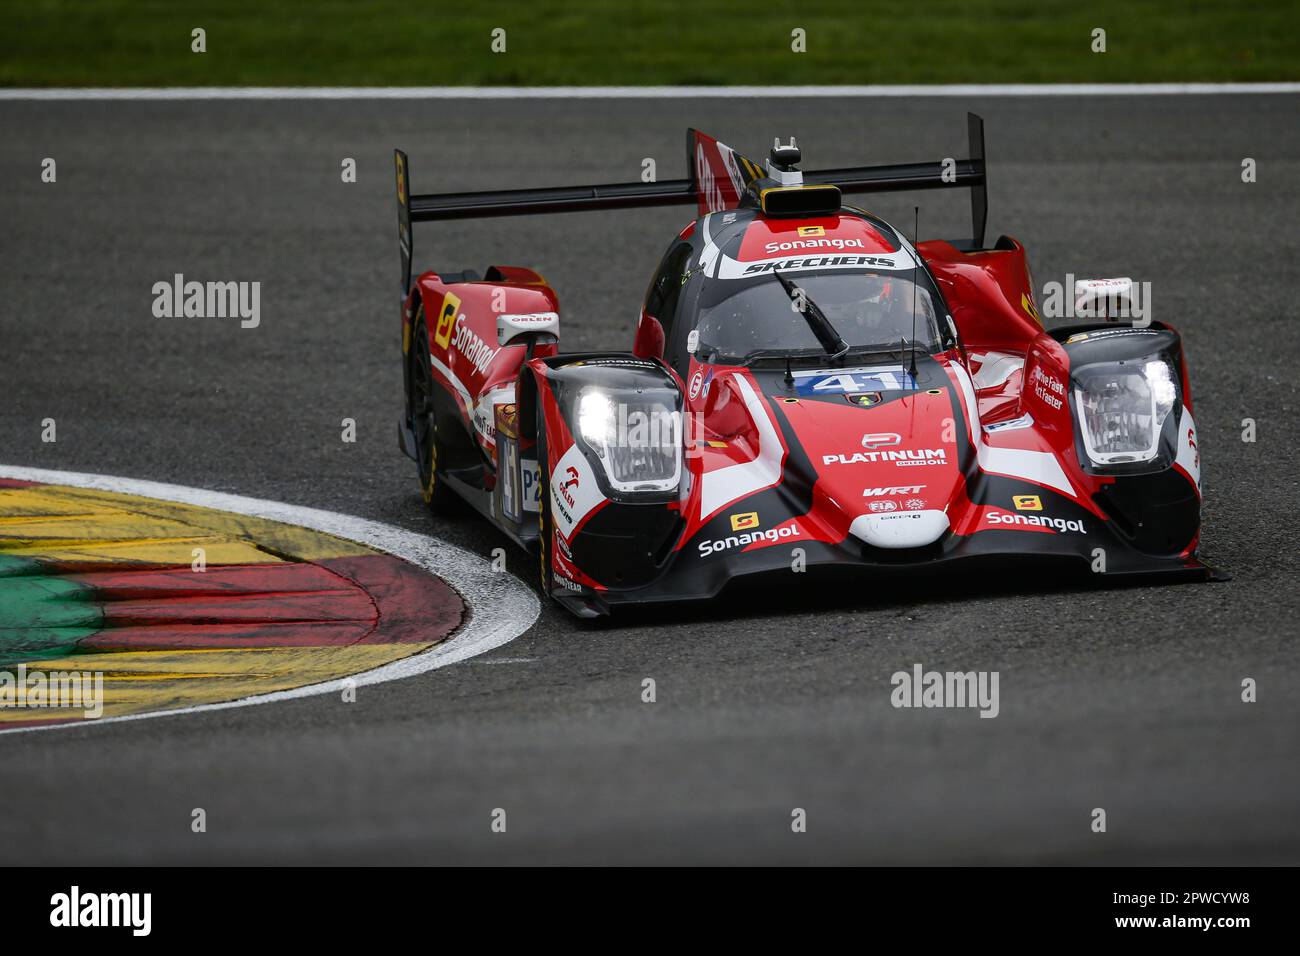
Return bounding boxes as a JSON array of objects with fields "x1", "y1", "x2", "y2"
[
  {"x1": 862, "y1": 432, "x2": 901, "y2": 449},
  {"x1": 763, "y1": 236, "x2": 866, "y2": 255},
  {"x1": 559, "y1": 465, "x2": 580, "y2": 508}
]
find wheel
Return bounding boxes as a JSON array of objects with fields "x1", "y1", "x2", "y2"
[
  {"x1": 535, "y1": 409, "x2": 554, "y2": 595},
  {"x1": 406, "y1": 306, "x2": 459, "y2": 513}
]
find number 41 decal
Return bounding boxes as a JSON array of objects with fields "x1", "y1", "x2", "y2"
[{"x1": 794, "y1": 368, "x2": 916, "y2": 394}]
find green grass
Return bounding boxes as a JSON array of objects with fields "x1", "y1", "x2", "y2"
[{"x1": 1, "y1": 0, "x2": 1296, "y2": 86}]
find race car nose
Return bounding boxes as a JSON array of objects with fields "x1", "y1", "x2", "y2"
[
  {"x1": 776, "y1": 386, "x2": 963, "y2": 550},
  {"x1": 847, "y1": 509, "x2": 951, "y2": 548},
  {"x1": 756, "y1": 367, "x2": 966, "y2": 551}
]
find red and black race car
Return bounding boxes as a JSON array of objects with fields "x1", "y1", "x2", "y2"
[{"x1": 395, "y1": 115, "x2": 1207, "y2": 617}]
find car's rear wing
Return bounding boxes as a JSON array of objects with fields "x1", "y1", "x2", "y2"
[{"x1": 394, "y1": 113, "x2": 987, "y2": 293}]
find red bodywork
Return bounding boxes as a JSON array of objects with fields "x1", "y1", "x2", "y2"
[
  {"x1": 404, "y1": 266, "x2": 559, "y2": 467},
  {"x1": 397, "y1": 128, "x2": 1205, "y2": 616}
]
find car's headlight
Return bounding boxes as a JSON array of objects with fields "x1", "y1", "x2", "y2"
[
  {"x1": 1073, "y1": 357, "x2": 1179, "y2": 466},
  {"x1": 576, "y1": 386, "x2": 682, "y2": 493}
]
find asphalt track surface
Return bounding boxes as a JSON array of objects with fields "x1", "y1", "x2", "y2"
[{"x1": 1, "y1": 94, "x2": 1297, "y2": 864}]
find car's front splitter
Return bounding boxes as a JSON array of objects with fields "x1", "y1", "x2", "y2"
[{"x1": 550, "y1": 521, "x2": 1212, "y2": 616}]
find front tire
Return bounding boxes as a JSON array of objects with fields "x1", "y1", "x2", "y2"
[
  {"x1": 406, "y1": 306, "x2": 459, "y2": 513},
  {"x1": 535, "y1": 409, "x2": 554, "y2": 597}
]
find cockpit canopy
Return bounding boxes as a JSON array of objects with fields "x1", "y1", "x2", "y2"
[
  {"x1": 664, "y1": 210, "x2": 947, "y2": 366},
  {"x1": 693, "y1": 270, "x2": 941, "y2": 364}
]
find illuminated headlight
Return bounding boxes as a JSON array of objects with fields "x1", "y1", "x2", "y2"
[
  {"x1": 1073, "y1": 358, "x2": 1179, "y2": 465},
  {"x1": 576, "y1": 387, "x2": 682, "y2": 494}
]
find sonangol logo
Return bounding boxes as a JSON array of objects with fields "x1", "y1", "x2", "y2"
[
  {"x1": 762, "y1": 236, "x2": 866, "y2": 255},
  {"x1": 698, "y1": 524, "x2": 802, "y2": 557},
  {"x1": 730, "y1": 511, "x2": 760, "y2": 532},
  {"x1": 451, "y1": 321, "x2": 498, "y2": 375},
  {"x1": 987, "y1": 510, "x2": 1086, "y2": 534}
]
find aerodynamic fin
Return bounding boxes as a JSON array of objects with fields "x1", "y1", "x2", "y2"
[{"x1": 688, "y1": 128, "x2": 769, "y2": 216}]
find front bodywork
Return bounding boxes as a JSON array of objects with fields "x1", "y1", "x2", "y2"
[{"x1": 524, "y1": 335, "x2": 1203, "y2": 618}]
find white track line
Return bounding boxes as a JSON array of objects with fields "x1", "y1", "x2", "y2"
[
  {"x1": 0, "y1": 83, "x2": 1297, "y2": 101},
  {"x1": 0, "y1": 465, "x2": 540, "y2": 736}
]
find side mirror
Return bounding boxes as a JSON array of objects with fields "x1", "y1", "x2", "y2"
[
  {"x1": 633, "y1": 313, "x2": 665, "y2": 360},
  {"x1": 497, "y1": 311, "x2": 559, "y2": 351},
  {"x1": 1073, "y1": 277, "x2": 1135, "y2": 322}
]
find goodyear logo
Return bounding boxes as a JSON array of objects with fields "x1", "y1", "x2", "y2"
[
  {"x1": 730, "y1": 511, "x2": 759, "y2": 532},
  {"x1": 1013, "y1": 495, "x2": 1042, "y2": 511},
  {"x1": 797, "y1": 225, "x2": 825, "y2": 237}
]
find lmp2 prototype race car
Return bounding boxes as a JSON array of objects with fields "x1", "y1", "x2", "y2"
[{"x1": 395, "y1": 115, "x2": 1207, "y2": 617}]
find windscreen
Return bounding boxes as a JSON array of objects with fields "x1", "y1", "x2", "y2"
[{"x1": 691, "y1": 270, "x2": 942, "y2": 364}]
